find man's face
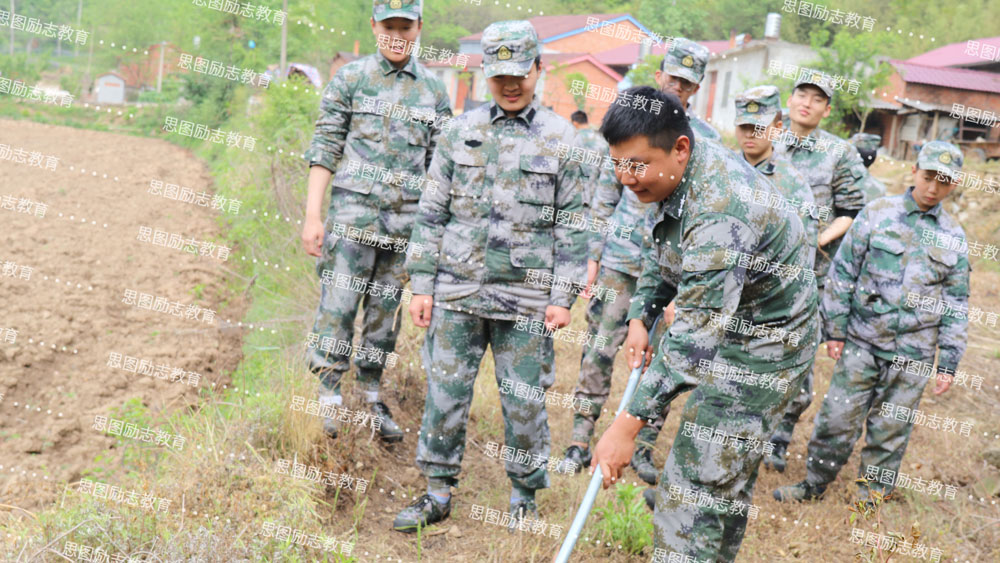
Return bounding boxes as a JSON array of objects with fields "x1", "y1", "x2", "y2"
[
  {"x1": 787, "y1": 85, "x2": 831, "y2": 129},
  {"x1": 487, "y1": 63, "x2": 539, "y2": 115},
  {"x1": 654, "y1": 70, "x2": 699, "y2": 107},
  {"x1": 912, "y1": 166, "x2": 957, "y2": 211},
  {"x1": 734, "y1": 118, "x2": 780, "y2": 160},
  {"x1": 371, "y1": 17, "x2": 421, "y2": 65},
  {"x1": 608, "y1": 135, "x2": 690, "y2": 204}
]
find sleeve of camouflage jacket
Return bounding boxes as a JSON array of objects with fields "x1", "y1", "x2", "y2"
[
  {"x1": 626, "y1": 214, "x2": 752, "y2": 420},
  {"x1": 821, "y1": 205, "x2": 873, "y2": 341},
  {"x1": 426, "y1": 88, "x2": 454, "y2": 171},
  {"x1": 831, "y1": 144, "x2": 868, "y2": 217},
  {"x1": 405, "y1": 132, "x2": 456, "y2": 295},
  {"x1": 551, "y1": 157, "x2": 589, "y2": 309},
  {"x1": 936, "y1": 253, "x2": 970, "y2": 375},
  {"x1": 587, "y1": 166, "x2": 622, "y2": 262},
  {"x1": 626, "y1": 212, "x2": 676, "y2": 329},
  {"x1": 303, "y1": 70, "x2": 353, "y2": 173}
]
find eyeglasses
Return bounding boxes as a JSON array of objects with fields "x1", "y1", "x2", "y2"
[{"x1": 663, "y1": 75, "x2": 697, "y2": 92}]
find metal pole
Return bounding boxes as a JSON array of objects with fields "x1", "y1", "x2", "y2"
[{"x1": 554, "y1": 316, "x2": 662, "y2": 563}]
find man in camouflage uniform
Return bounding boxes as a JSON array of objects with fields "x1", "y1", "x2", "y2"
[
  {"x1": 850, "y1": 132, "x2": 888, "y2": 203},
  {"x1": 570, "y1": 110, "x2": 604, "y2": 207},
  {"x1": 656, "y1": 38, "x2": 720, "y2": 141},
  {"x1": 300, "y1": 0, "x2": 451, "y2": 443},
  {"x1": 766, "y1": 73, "x2": 870, "y2": 470},
  {"x1": 558, "y1": 111, "x2": 671, "y2": 486},
  {"x1": 393, "y1": 20, "x2": 587, "y2": 533},
  {"x1": 590, "y1": 86, "x2": 818, "y2": 561},
  {"x1": 774, "y1": 141, "x2": 970, "y2": 503}
]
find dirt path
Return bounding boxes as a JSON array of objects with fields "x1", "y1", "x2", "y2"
[{"x1": 0, "y1": 119, "x2": 242, "y2": 510}]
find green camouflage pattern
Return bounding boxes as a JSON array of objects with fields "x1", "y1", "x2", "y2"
[
  {"x1": 794, "y1": 70, "x2": 834, "y2": 99},
  {"x1": 821, "y1": 186, "x2": 970, "y2": 373},
  {"x1": 917, "y1": 140, "x2": 964, "y2": 182},
  {"x1": 573, "y1": 126, "x2": 609, "y2": 216},
  {"x1": 415, "y1": 307, "x2": 554, "y2": 491},
  {"x1": 774, "y1": 118, "x2": 869, "y2": 281},
  {"x1": 734, "y1": 85, "x2": 781, "y2": 127},
  {"x1": 481, "y1": 20, "x2": 540, "y2": 78},
  {"x1": 751, "y1": 153, "x2": 819, "y2": 269},
  {"x1": 849, "y1": 133, "x2": 881, "y2": 152},
  {"x1": 405, "y1": 98, "x2": 588, "y2": 319},
  {"x1": 372, "y1": 0, "x2": 421, "y2": 21},
  {"x1": 689, "y1": 113, "x2": 721, "y2": 142},
  {"x1": 859, "y1": 173, "x2": 887, "y2": 204},
  {"x1": 662, "y1": 37, "x2": 710, "y2": 85},
  {"x1": 620, "y1": 137, "x2": 819, "y2": 559},
  {"x1": 303, "y1": 51, "x2": 451, "y2": 237},
  {"x1": 304, "y1": 51, "x2": 450, "y2": 387},
  {"x1": 801, "y1": 340, "x2": 935, "y2": 496}
]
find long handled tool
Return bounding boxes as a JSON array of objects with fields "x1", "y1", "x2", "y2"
[{"x1": 554, "y1": 316, "x2": 661, "y2": 563}]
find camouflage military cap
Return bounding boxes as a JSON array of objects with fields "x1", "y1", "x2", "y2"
[
  {"x1": 794, "y1": 70, "x2": 834, "y2": 100},
  {"x1": 661, "y1": 37, "x2": 709, "y2": 84},
  {"x1": 849, "y1": 133, "x2": 881, "y2": 151},
  {"x1": 481, "y1": 21, "x2": 539, "y2": 78},
  {"x1": 917, "y1": 140, "x2": 964, "y2": 181},
  {"x1": 734, "y1": 85, "x2": 782, "y2": 127},
  {"x1": 373, "y1": 0, "x2": 421, "y2": 21}
]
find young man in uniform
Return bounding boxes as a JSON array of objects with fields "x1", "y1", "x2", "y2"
[
  {"x1": 766, "y1": 73, "x2": 870, "y2": 470},
  {"x1": 393, "y1": 20, "x2": 587, "y2": 533},
  {"x1": 774, "y1": 141, "x2": 970, "y2": 503},
  {"x1": 656, "y1": 38, "x2": 720, "y2": 141},
  {"x1": 300, "y1": 0, "x2": 451, "y2": 442},
  {"x1": 590, "y1": 86, "x2": 818, "y2": 561}
]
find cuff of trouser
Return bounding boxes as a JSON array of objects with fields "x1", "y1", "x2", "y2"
[
  {"x1": 408, "y1": 274, "x2": 435, "y2": 296},
  {"x1": 509, "y1": 466, "x2": 549, "y2": 492},
  {"x1": 549, "y1": 290, "x2": 574, "y2": 310}
]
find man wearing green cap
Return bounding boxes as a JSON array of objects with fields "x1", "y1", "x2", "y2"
[
  {"x1": 656, "y1": 37, "x2": 720, "y2": 141},
  {"x1": 774, "y1": 141, "x2": 970, "y2": 503},
  {"x1": 300, "y1": 0, "x2": 451, "y2": 443},
  {"x1": 393, "y1": 20, "x2": 587, "y2": 533},
  {"x1": 766, "y1": 71, "x2": 871, "y2": 470},
  {"x1": 849, "y1": 132, "x2": 887, "y2": 203}
]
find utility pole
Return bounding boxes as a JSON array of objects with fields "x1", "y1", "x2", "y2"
[
  {"x1": 156, "y1": 40, "x2": 166, "y2": 92},
  {"x1": 74, "y1": 0, "x2": 82, "y2": 57},
  {"x1": 279, "y1": 0, "x2": 287, "y2": 80}
]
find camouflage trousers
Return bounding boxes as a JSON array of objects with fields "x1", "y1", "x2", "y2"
[
  {"x1": 770, "y1": 283, "x2": 824, "y2": 447},
  {"x1": 415, "y1": 307, "x2": 554, "y2": 491},
  {"x1": 804, "y1": 339, "x2": 930, "y2": 496},
  {"x1": 652, "y1": 360, "x2": 812, "y2": 562},
  {"x1": 308, "y1": 223, "x2": 408, "y2": 395},
  {"x1": 571, "y1": 266, "x2": 670, "y2": 448}
]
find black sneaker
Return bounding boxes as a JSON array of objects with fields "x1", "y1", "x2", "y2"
[
  {"x1": 508, "y1": 498, "x2": 538, "y2": 533},
  {"x1": 773, "y1": 480, "x2": 827, "y2": 502},
  {"x1": 630, "y1": 447, "x2": 658, "y2": 485},
  {"x1": 763, "y1": 441, "x2": 788, "y2": 473},
  {"x1": 371, "y1": 401, "x2": 404, "y2": 443},
  {"x1": 643, "y1": 487, "x2": 656, "y2": 511},
  {"x1": 393, "y1": 494, "x2": 451, "y2": 533},
  {"x1": 557, "y1": 445, "x2": 591, "y2": 474}
]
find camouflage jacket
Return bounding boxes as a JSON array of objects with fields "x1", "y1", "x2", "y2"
[
  {"x1": 405, "y1": 99, "x2": 588, "y2": 320},
  {"x1": 821, "y1": 187, "x2": 970, "y2": 374},
  {"x1": 750, "y1": 152, "x2": 819, "y2": 269},
  {"x1": 773, "y1": 120, "x2": 869, "y2": 282},
  {"x1": 302, "y1": 52, "x2": 451, "y2": 235},
  {"x1": 587, "y1": 155, "x2": 653, "y2": 277},
  {"x1": 625, "y1": 138, "x2": 818, "y2": 419},
  {"x1": 860, "y1": 173, "x2": 887, "y2": 204},
  {"x1": 689, "y1": 112, "x2": 721, "y2": 142}
]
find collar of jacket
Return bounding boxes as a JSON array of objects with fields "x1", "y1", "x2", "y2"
[
  {"x1": 655, "y1": 138, "x2": 702, "y2": 222},
  {"x1": 904, "y1": 185, "x2": 942, "y2": 219},
  {"x1": 489, "y1": 97, "x2": 539, "y2": 126},
  {"x1": 377, "y1": 50, "x2": 418, "y2": 78},
  {"x1": 749, "y1": 152, "x2": 777, "y2": 175}
]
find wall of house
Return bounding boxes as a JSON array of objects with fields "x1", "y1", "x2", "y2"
[
  {"x1": 542, "y1": 60, "x2": 621, "y2": 123},
  {"x1": 545, "y1": 22, "x2": 644, "y2": 54}
]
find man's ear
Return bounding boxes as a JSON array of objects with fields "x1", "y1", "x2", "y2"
[{"x1": 674, "y1": 135, "x2": 691, "y2": 161}]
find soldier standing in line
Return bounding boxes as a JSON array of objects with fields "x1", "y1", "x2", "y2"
[
  {"x1": 656, "y1": 37, "x2": 720, "y2": 141},
  {"x1": 300, "y1": 0, "x2": 452, "y2": 442},
  {"x1": 773, "y1": 141, "x2": 970, "y2": 503},
  {"x1": 393, "y1": 20, "x2": 588, "y2": 533},
  {"x1": 765, "y1": 73, "x2": 871, "y2": 471},
  {"x1": 590, "y1": 86, "x2": 818, "y2": 561}
]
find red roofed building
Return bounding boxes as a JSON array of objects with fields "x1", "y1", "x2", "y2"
[{"x1": 865, "y1": 44, "x2": 1000, "y2": 161}]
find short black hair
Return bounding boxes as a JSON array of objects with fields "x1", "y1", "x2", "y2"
[
  {"x1": 856, "y1": 147, "x2": 876, "y2": 168},
  {"x1": 600, "y1": 86, "x2": 694, "y2": 153},
  {"x1": 571, "y1": 110, "x2": 588, "y2": 124}
]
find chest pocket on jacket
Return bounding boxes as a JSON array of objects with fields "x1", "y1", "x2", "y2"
[
  {"x1": 867, "y1": 235, "x2": 905, "y2": 281},
  {"x1": 517, "y1": 154, "x2": 558, "y2": 205},
  {"x1": 348, "y1": 102, "x2": 384, "y2": 143},
  {"x1": 451, "y1": 149, "x2": 489, "y2": 200}
]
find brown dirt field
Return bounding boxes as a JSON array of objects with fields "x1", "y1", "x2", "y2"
[{"x1": 0, "y1": 119, "x2": 243, "y2": 511}]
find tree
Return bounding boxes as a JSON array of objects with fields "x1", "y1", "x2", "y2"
[{"x1": 807, "y1": 28, "x2": 892, "y2": 135}]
